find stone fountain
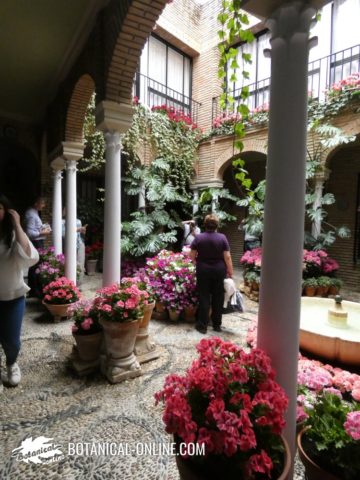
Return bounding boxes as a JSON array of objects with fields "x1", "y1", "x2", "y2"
[{"x1": 300, "y1": 296, "x2": 360, "y2": 366}]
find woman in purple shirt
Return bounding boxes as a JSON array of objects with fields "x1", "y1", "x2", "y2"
[{"x1": 190, "y1": 214, "x2": 234, "y2": 334}]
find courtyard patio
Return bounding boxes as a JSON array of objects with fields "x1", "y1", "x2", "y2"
[{"x1": 0, "y1": 271, "x2": 311, "y2": 479}]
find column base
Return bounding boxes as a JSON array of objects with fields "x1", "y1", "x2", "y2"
[
  {"x1": 69, "y1": 346, "x2": 100, "y2": 376},
  {"x1": 100, "y1": 352, "x2": 142, "y2": 383},
  {"x1": 134, "y1": 328, "x2": 159, "y2": 364}
]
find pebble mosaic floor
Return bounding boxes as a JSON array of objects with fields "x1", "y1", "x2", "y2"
[{"x1": 0, "y1": 273, "x2": 305, "y2": 479}]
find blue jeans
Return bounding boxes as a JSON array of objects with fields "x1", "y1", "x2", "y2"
[{"x1": 0, "y1": 296, "x2": 25, "y2": 365}]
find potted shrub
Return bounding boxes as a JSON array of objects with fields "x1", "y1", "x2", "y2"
[
  {"x1": 316, "y1": 276, "x2": 331, "y2": 297},
  {"x1": 245, "y1": 271, "x2": 261, "y2": 292},
  {"x1": 42, "y1": 277, "x2": 81, "y2": 322},
  {"x1": 155, "y1": 337, "x2": 290, "y2": 480},
  {"x1": 302, "y1": 278, "x2": 318, "y2": 297},
  {"x1": 94, "y1": 281, "x2": 149, "y2": 382},
  {"x1": 70, "y1": 299, "x2": 103, "y2": 362},
  {"x1": 297, "y1": 392, "x2": 360, "y2": 480},
  {"x1": 328, "y1": 278, "x2": 343, "y2": 296}
]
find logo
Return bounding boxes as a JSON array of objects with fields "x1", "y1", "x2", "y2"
[{"x1": 12, "y1": 436, "x2": 64, "y2": 464}]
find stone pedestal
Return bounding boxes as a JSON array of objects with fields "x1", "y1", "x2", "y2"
[
  {"x1": 134, "y1": 325, "x2": 159, "y2": 364},
  {"x1": 69, "y1": 346, "x2": 100, "y2": 376}
]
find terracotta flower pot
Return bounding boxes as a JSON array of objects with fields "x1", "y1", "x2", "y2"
[
  {"x1": 168, "y1": 309, "x2": 180, "y2": 322},
  {"x1": 328, "y1": 286, "x2": 339, "y2": 296},
  {"x1": 86, "y1": 258, "x2": 98, "y2": 275},
  {"x1": 42, "y1": 301, "x2": 73, "y2": 322},
  {"x1": 139, "y1": 301, "x2": 155, "y2": 329},
  {"x1": 184, "y1": 305, "x2": 197, "y2": 322},
  {"x1": 304, "y1": 286, "x2": 316, "y2": 297},
  {"x1": 175, "y1": 434, "x2": 290, "y2": 480},
  {"x1": 297, "y1": 428, "x2": 341, "y2": 480},
  {"x1": 155, "y1": 301, "x2": 166, "y2": 313},
  {"x1": 73, "y1": 331, "x2": 103, "y2": 361},
  {"x1": 316, "y1": 286, "x2": 326, "y2": 297}
]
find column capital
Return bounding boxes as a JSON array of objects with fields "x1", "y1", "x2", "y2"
[
  {"x1": 240, "y1": 0, "x2": 329, "y2": 21},
  {"x1": 62, "y1": 141, "x2": 84, "y2": 162},
  {"x1": 96, "y1": 101, "x2": 133, "y2": 134},
  {"x1": 50, "y1": 157, "x2": 65, "y2": 171}
]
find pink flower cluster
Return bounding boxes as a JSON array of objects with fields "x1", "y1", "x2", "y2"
[
  {"x1": 151, "y1": 104, "x2": 199, "y2": 131},
  {"x1": 303, "y1": 249, "x2": 339, "y2": 277},
  {"x1": 212, "y1": 112, "x2": 241, "y2": 129},
  {"x1": 327, "y1": 72, "x2": 360, "y2": 96},
  {"x1": 146, "y1": 249, "x2": 197, "y2": 312},
  {"x1": 155, "y1": 338, "x2": 288, "y2": 477},
  {"x1": 93, "y1": 278, "x2": 149, "y2": 323},
  {"x1": 36, "y1": 246, "x2": 65, "y2": 286},
  {"x1": 70, "y1": 299, "x2": 102, "y2": 336},
  {"x1": 43, "y1": 277, "x2": 80, "y2": 305},
  {"x1": 344, "y1": 411, "x2": 360, "y2": 441},
  {"x1": 240, "y1": 247, "x2": 262, "y2": 272}
]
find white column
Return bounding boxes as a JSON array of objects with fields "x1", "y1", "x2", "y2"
[
  {"x1": 257, "y1": 1, "x2": 316, "y2": 461},
  {"x1": 192, "y1": 190, "x2": 199, "y2": 216},
  {"x1": 96, "y1": 101, "x2": 133, "y2": 287},
  {"x1": 65, "y1": 159, "x2": 77, "y2": 283},
  {"x1": 311, "y1": 170, "x2": 330, "y2": 238},
  {"x1": 103, "y1": 131, "x2": 122, "y2": 286},
  {"x1": 52, "y1": 168, "x2": 63, "y2": 255}
]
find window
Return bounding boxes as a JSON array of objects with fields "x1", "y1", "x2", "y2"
[
  {"x1": 136, "y1": 35, "x2": 192, "y2": 113},
  {"x1": 229, "y1": 30, "x2": 271, "y2": 110}
]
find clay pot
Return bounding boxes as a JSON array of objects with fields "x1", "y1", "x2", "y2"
[
  {"x1": 168, "y1": 309, "x2": 180, "y2": 322},
  {"x1": 175, "y1": 434, "x2": 290, "y2": 480},
  {"x1": 42, "y1": 301, "x2": 73, "y2": 322},
  {"x1": 184, "y1": 305, "x2": 197, "y2": 322},
  {"x1": 73, "y1": 331, "x2": 103, "y2": 361},
  {"x1": 304, "y1": 286, "x2": 316, "y2": 297},
  {"x1": 328, "y1": 286, "x2": 339, "y2": 296},
  {"x1": 139, "y1": 301, "x2": 156, "y2": 329},
  {"x1": 297, "y1": 428, "x2": 341, "y2": 480},
  {"x1": 86, "y1": 258, "x2": 98, "y2": 276}
]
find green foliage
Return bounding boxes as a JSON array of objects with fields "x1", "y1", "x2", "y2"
[
  {"x1": 196, "y1": 187, "x2": 241, "y2": 225},
  {"x1": 303, "y1": 393, "x2": 360, "y2": 480},
  {"x1": 302, "y1": 277, "x2": 318, "y2": 288},
  {"x1": 121, "y1": 104, "x2": 200, "y2": 257},
  {"x1": 79, "y1": 93, "x2": 106, "y2": 172}
]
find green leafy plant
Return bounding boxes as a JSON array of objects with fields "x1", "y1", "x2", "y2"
[
  {"x1": 316, "y1": 275, "x2": 331, "y2": 287},
  {"x1": 301, "y1": 393, "x2": 360, "y2": 480},
  {"x1": 302, "y1": 277, "x2": 318, "y2": 289},
  {"x1": 195, "y1": 187, "x2": 243, "y2": 225}
]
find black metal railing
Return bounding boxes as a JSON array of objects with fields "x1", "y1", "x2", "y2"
[
  {"x1": 133, "y1": 72, "x2": 201, "y2": 125},
  {"x1": 212, "y1": 43, "x2": 360, "y2": 126}
]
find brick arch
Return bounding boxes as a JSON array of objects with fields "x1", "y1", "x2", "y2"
[
  {"x1": 105, "y1": 0, "x2": 169, "y2": 105},
  {"x1": 215, "y1": 136, "x2": 268, "y2": 180},
  {"x1": 65, "y1": 74, "x2": 95, "y2": 142}
]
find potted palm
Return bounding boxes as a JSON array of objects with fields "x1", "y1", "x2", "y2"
[
  {"x1": 155, "y1": 338, "x2": 290, "y2": 480},
  {"x1": 297, "y1": 392, "x2": 360, "y2": 480}
]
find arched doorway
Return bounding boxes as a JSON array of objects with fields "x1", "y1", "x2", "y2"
[{"x1": 221, "y1": 151, "x2": 267, "y2": 263}]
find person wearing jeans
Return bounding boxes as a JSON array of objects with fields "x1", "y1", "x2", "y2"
[
  {"x1": 0, "y1": 195, "x2": 39, "y2": 391},
  {"x1": 190, "y1": 214, "x2": 233, "y2": 334}
]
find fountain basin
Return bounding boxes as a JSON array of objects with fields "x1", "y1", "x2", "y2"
[{"x1": 300, "y1": 297, "x2": 360, "y2": 366}]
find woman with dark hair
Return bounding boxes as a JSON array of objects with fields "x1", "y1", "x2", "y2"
[
  {"x1": 190, "y1": 214, "x2": 234, "y2": 334},
  {"x1": 0, "y1": 195, "x2": 39, "y2": 391}
]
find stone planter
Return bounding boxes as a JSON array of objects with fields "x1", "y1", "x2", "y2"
[
  {"x1": 175, "y1": 434, "x2": 290, "y2": 480},
  {"x1": 134, "y1": 302, "x2": 159, "y2": 364},
  {"x1": 99, "y1": 318, "x2": 142, "y2": 383},
  {"x1": 86, "y1": 258, "x2": 98, "y2": 276},
  {"x1": 42, "y1": 301, "x2": 73, "y2": 323},
  {"x1": 297, "y1": 428, "x2": 341, "y2": 480}
]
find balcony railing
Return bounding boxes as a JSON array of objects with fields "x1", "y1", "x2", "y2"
[
  {"x1": 133, "y1": 72, "x2": 201, "y2": 125},
  {"x1": 212, "y1": 43, "x2": 360, "y2": 125}
]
